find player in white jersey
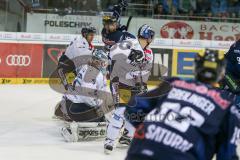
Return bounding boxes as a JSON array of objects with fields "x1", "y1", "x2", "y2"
[
  {"x1": 57, "y1": 27, "x2": 96, "y2": 91},
  {"x1": 54, "y1": 50, "x2": 114, "y2": 142},
  {"x1": 104, "y1": 24, "x2": 155, "y2": 154}
]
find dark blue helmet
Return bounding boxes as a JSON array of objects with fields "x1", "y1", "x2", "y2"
[
  {"x1": 195, "y1": 49, "x2": 226, "y2": 83},
  {"x1": 102, "y1": 4, "x2": 122, "y2": 25},
  {"x1": 138, "y1": 24, "x2": 155, "y2": 39}
]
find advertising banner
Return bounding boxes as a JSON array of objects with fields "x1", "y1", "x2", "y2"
[
  {"x1": 0, "y1": 41, "x2": 228, "y2": 83},
  {"x1": 0, "y1": 43, "x2": 43, "y2": 78},
  {"x1": 42, "y1": 44, "x2": 103, "y2": 78},
  {"x1": 128, "y1": 18, "x2": 240, "y2": 41},
  {"x1": 158, "y1": 20, "x2": 240, "y2": 41},
  {"x1": 171, "y1": 49, "x2": 226, "y2": 78},
  {"x1": 42, "y1": 44, "x2": 172, "y2": 80},
  {"x1": 42, "y1": 44, "x2": 67, "y2": 78},
  {"x1": 0, "y1": 78, "x2": 50, "y2": 84},
  {"x1": 27, "y1": 13, "x2": 240, "y2": 42},
  {"x1": 171, "y1": 49, "x2": 202, "y2": 78},
  {"x1": 27, "y1": 13, "x2": 102, "y2": 34},
  {"x1": 151, "y1": 48, "x2": 172, "y2": 79}
]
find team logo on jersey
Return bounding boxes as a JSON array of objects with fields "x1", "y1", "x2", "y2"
[
  {"x1": 160, "y1": 22, "x2": 194, "y2": 39},
  {"x1": 6, "y1": 55, "x2": 31, "y2": 66}
]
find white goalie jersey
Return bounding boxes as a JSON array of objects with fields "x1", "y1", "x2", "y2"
[{"x1": 65, "y1": 65, "x2": 109, "y2": 107}]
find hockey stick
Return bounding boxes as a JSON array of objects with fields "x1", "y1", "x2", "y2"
[
  {"x1": 138, "y1": 63, "x2": 145, "y2": 93},
  {"x1": 126, "y1": 16, "x2": 133, "y2": 31}
]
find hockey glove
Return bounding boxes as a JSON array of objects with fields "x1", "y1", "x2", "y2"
[
  {"x1": 118, "y1": 0, "x2": 128, "y2": 8},
  {"x1": 119, "y1": 25, "x2": 127, "y2": 32},
  {"x1": 128, "y1": 49, "x2": 144, "y2": 66}
]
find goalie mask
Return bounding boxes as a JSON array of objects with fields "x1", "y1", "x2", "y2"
[
  {"x1": 92, "y1": 50, "x2": 108, "y2": 74},
  {"x1": 195, "y1": 49, "x2": 226, "y2": 83}
]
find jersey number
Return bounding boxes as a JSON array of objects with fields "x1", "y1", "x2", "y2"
[{"x1": 148, "y1": 102, "x2": 205, "y2": 133}]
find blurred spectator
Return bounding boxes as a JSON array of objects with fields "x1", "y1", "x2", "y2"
[
  {"x1": 205, "y1": 11, "x2": 213, "y2": 21},
  {"x1": 0, "y1": 0, "x2": 7, "y2": 10},
  {"x1": 154, "y1": 3, "x2": 167, "y2": 15},
  {"x1": 211, "y1": 0, "x2": 227, "y2": 15},
  {"x1": 55, "y1": 0, "x2": 71, "y2": 11},
  {"x1": 188, "y1": 8, "x2": 195, "y2": 20},
  {"x1": 79, "y1": 0, "x2": 98, "y2": 12},
  {"x1": 163, "y1": 0, "x2": 179, "y2": 14},
  {"x1": 189, "y1": 0, "x2": 197, "y2": 11},
  {"x1": 102, "y1": 0, "x2": 118, "y2": 11},
  {"x1": 170, "y1": 5, "x2": 179, "y2": 18},
  {"x1": 220, "y1": 12, "x2": 229, "y2": 22},
  {"x1": 71, "y1": 0, "x2": 80, "y2": 13},
  {"x1": 196, "y1": 0, "x2": 211, "y2": 14},
  {"x1": 22, "y1": 0, "x2": 240, "y2": 22},
  {"x1": 230, "y1": 12, "x2": 238, "y2": 23},
  {"x1": 228, "y1": 0, "x2": 240, "y2": 13},
  {"x1": 214, "y1": 12, "x2": 222, "y2": 21},
  {"x1": 24, "y1": 0, "x2": 46, "y2": 9},
  {"x1": 179, "y1": 0, "x2": 196, "y2": 13},
  {"x1": 31, "y1": 0, "x2": 40, "y2": 8}
]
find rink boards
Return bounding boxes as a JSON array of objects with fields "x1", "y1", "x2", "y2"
[{"x1": 0, "y1": 32, "x2": 231, "y2": 83}]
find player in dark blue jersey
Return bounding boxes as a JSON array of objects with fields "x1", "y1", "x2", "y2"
[
  {"x1": 221, "y1": 40, "x2": 240, "y2": 107},
  {"x1": 101, "y1": 0, "x2": 136, "y2": 51},
  {"x1": 124, "y1": 49, "x2": 240, "y2": 160}
]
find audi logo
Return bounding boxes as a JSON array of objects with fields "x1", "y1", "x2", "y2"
[{"x1": 6, "y1": 55, "x2": 31, "y2": 66}]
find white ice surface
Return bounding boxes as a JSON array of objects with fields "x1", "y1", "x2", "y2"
[{"x1": 0, "y1": 85, "x2": 127, "y2": 160}]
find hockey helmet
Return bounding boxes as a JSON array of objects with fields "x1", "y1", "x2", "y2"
[
  {"x1": 81, "y1": 27, "x2": 96, "y2": 38},
  {"x1": 92, "y1": 49, "x2": 109, "y2": 73},
  {"x1": 102, "y1": 8, "x2": 120, "y2": 25},
  {"x1": 195, "y1": 49, "x2": 226, "y2": 83},
  {"x1": 138, "y1": 24, "x2": 155, "y2": 40}
]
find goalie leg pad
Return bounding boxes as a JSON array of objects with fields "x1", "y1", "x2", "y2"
[
  {"x1": 61, "y1": 122, "x2": 79, "y2": 142},
  {"x1": 61, "y1": 122, "x2": 106, "y2": 142},
  {"x1": 78, "y1": 125, "x2": 106, "y2": 140}
]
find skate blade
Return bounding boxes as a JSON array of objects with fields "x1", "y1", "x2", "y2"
[
  {"x1": 116, "y1": 143, "x2": 129, "y2": 149},
  {"x1": 104, "y1": 149, "x2": 112, "y2": 155}
]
